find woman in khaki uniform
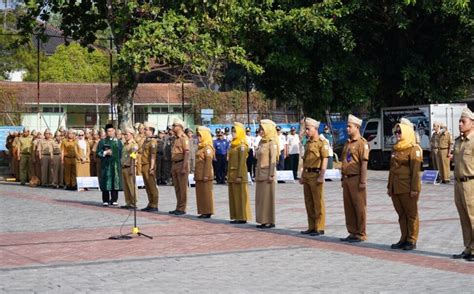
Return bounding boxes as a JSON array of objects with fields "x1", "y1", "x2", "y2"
[
  {"x1": 194, "y1": 126, "x2": 215, "y2": 218},
  {"x1": 32, "y1": 130, "x2": 41, "y2": 181},
  {"x1": 387, "y1": 122, "x2": 422, "y2": 251},
  {"x1": 75, "y1": 130, "x2": 91, "y2": 178},
  {"x1": 255, "y1": 119, "x2": 279, "y2": 229},
  {"x1": 228, "y1": 122, "x2": 251, "y2": 224},
  {"x1": 61, "y1": 129, "x2": 77, "y2": 190}
]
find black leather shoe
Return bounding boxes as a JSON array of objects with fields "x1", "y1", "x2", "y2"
[
  {"x1": 141, "y1": 206, "x2": 152, "y2": 211},
  {"x1": 452, "y1": 252, "x2": 469, "y2": 259},
  {"x1": 348, "y1": 237, "x2": 363, "y2": 243},
  {"x1": 391, "y1": 241, "x2": 406, "y2": 249},
  {"x1": 168, "y1": 210, "x2": 177, "y2": 214},
  {"x1": 300, "y1": 229, "x2": 315, "y2": 235},
  {"x1": 201, "y1": 214, "x2": 212, "y2": 218},
  {"x1": 310, "y1": 230, "x2": 325, "y2": 236},
  {"x1": 465, "y1": 254, "x2": 474, "y2": 262},
  {"x1": 236, "y1": 220, "x2": 247, "y2": 224},
  {"x1": 403, "y1": 242, "x2": 416, "y2": 250},
  {"x1": 146, "y1": 207, "x2": 158, "y2": 212},
  {"x1": 340, "y1": 235, "x2": 354, "y2": 242},
  {"x1": 174, "y1": 210, "x2": 186, "y2": 215}
]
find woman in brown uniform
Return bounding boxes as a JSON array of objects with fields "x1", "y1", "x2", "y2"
[
  {"x1": 228, "y1": 122, "x2": 251, "y2": 224},
  {"x1": 194, "y1": 126, "x2": 215, "y2": 218},
  {"x1": 255, "y1": 119, "x2": 279, "y2": 229},
  {"x1": 387, "y1": 121, "x2": 422, "y2": 251},
  {"x1": 75, "y1": 130, "x2": 91, "y2": 177}
]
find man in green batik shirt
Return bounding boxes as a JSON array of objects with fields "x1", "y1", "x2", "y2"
[{"x1": 97, "y1": 124, "x2": 123, "y2": 206}]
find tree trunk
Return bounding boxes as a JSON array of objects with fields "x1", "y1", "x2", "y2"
[{"x1": 115, "y1": 68, "x2": 138, "y2": 129}]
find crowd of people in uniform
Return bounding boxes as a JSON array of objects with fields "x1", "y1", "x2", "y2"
[{"x1": 4, "y1": 107, "x2": 474, "y2": 261}]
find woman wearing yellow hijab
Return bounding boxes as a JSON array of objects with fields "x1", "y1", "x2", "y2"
[
  {"x1": 255, "y1": 119, "x2": 279, "y2": 229},
  {"x1": 228, "y1": 122, "x2": 251, "y2": 224},
  {"x1": 387, "y1": 121, "x2": 423, "y2": 251},
  {"x1": 194, "y1": 126, "x2": 215, "y2": 218}
]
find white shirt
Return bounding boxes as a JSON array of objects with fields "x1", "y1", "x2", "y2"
[
  {"x1": 246, "y1": 135, "x2": 254, "y2": 149},
  {"x1": 279, "y1": 134, "x2": 287, "y2": 152},
  {"x1": 287, "y1": 133, "x2": 300, "y2": 155},
  {"x1": 253, "y1": 135, "x2": 262, "y2": 153}
]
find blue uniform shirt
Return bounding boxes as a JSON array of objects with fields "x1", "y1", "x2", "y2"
[{"x1": 214, "y1": 138, "x2": 229, "y2": 155}]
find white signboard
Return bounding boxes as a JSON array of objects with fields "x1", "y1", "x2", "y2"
[
  {"x1": 325, "y1": 169, "x2": 342, "y2": 180},
  {"x1": 276, "y1": 170, "x2": 295, "y2": 182},
  {"x1": 76, "y1": 177, "x2": 100, "y2": 191}
]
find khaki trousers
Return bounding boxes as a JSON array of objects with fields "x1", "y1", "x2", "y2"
[
  {"x1": 141, "y1": 164, "x2": 159, "y2": 208},
  {"x1": 40, "y1": 155, "x2": 52, "y2": 186},
  {"x1": 63, "y1": 157, "x2": 76, "y2": 187},
  {"x1": 122, "y1": 168, "x2": 137, "y2": 207},
  {"x1": 342, "y1": 175, "x2": 367, "y2": 240},
  {"x1": 171, "y1": 162, "x2": 188, "y2": 212},
  {"x1": 438, "y1": 149, "x2": 451, "y2": 181},
  {"x1": 255, "y1": 180, "x2": 275, "y2": 224},
  {"x1": 51, "y1": 154, "x2": 62, "y2": 186},
  {"x1": 19, "y1": 154, "x2": 34, "y2": 184},
  {"x1": 455, "y1": 180, "x2": 474, "y2": 255},
  {"x1": 391, "y1": 193, "x2": 419, "y2": 243},
  {"x1": 228, "y1": 182, "x2": 251, "y2": 221},
  {"x1": 196, "y1": 180, "x2": 214, "y2": 215},
  {"x1": 303, "y1": 179, "x2": 325, "y2": 231}
]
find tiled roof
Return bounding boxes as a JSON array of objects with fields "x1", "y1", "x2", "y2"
[{"x1": 0, "y1": 81, "x2": 194, "y2": 105}]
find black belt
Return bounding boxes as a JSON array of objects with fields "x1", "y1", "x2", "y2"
[
  {"x1": 21, "y1": 152, "x2": 31, "y2": 155},
  {"x1": 122, "y1": 166, "x2": 131, "y2": 169},
  {"x1": 64, "y1": 156, "x2": 75, "y2": 158},
  {"x1": 305, "y1": 168, "x2": 320, "y2": 173},
  {"x1": 342, "y1": 174, "x2": 359, "y2": 178},
  {"x1": 456, "y1": 176, "x2": 474, "y2": 182},
  {"x1": 173, "y1": 159, "x2": 184, "y2": 163},
  {"x1": 53, "y1": 153, "x2": 61, "y2": 155},
  {"x1": 431, "y1": 147, "x2": 438, "y2": 150}
]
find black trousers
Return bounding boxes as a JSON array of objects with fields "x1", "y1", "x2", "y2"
[
  {"x1": 215, "y1": 154, "x2": 227, "y2": 183},
  {"x1": 289, "y1": 154, "x2": 300, "y2": 179},
  {"x1": 102, "y1": 190, "x2": 118, "y2": 204},
  {"x1": 247, "y1": 150, "x2": 254, "y2": 175},
  {"x1": 277, "y1": 150, "x2": 285, "y2": 170}
]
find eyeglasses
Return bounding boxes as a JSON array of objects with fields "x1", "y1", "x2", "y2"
[{"x1": 78, "y1": 134, "x2": 84, "y2": 136}]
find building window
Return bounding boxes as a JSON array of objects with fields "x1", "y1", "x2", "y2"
[
  {"x1": 43, "y1": 106, "x2": 64, "y2": 113},
  {"x1": 151, "y1": 106, "x2": 169, "y2": 113}
]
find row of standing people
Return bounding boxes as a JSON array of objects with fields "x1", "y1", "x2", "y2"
[{"x1": 429, "y1": 122, "x2": 453, "y2": 183}]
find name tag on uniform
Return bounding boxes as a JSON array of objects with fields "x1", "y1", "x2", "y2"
[
  {"x1": 416, "y1": 150, "x2": 421, "y2": 157},
  {"x1": 364, "y1": 144, "x2": 368, "y2": 150}
]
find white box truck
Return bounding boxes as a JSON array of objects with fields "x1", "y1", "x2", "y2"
[{"x1": 362, "y1": 104, "x2": 467, "y2": 169}]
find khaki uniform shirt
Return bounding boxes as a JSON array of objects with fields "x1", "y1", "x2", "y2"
[
  {"x1": 52, "y1": 140, "x2": 62, "y2": 155},
  {"x1": 194, "y1": 145, "x2": 214, "y2": 181},
  {"x1": 62, "y1": 139, "x2": 76, "y2": 158},
  {"x1": 430, "y1": 132, "x2": 439, "y2": 149},
  {"x1": 256, "y1": 140, "x2": 277, "y2": 181},
  {"x1": 387, "y1": 145, "x2": 422, "y2": 194},
  {"x1": 122, "y1": 139, "x2": 139, "y2": 168},
  {"x1": 141, "y1": 138, "x2": 158, "y2": 165},
  {"x1": 303, "y1": 137, "x2": 329, "y2": 169},
  {"x1": 38, "y1": 138, "x2": 54, "y2": 156},
  {"x1": 18, "y1": 136, "x2": 33, "y2": 155},
  {"x1": 341, "y1": 137, "x2": 369, "y2": 175},
  {"x1": 135, "y1": 134, "x2": 146, "y2": 154},
  {"x1": 439, "y1": 131, "x2": 452, "y2": 149},
  {"x1": 171, "y1": 134, "x2": 189, "y2": 162},
  {"x1": 227, "y1": 143, "x2": 249, "y2": 183},
  {"x1": 453, "y1": 132, "x2": 474, "y2": 178}
]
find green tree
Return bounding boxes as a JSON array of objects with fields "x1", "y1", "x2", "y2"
[
  {"x1": 18, "y1": 0, "x2": 263, "y2": 128},
  {"x1": 22, "y1": 42, "x2": 111, "y2": 83},
  {"x1": 243, "y1": 0, "x2": 473, "y2": 118}
]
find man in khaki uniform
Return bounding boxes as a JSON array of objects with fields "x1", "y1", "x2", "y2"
[
  {"x1": 61, "y1": 129, "x2": 77, "y2": 190},
  {"x1": 430, "y1": 122, "x2": 441, "y2": 170},
  {"x1": 452, "y1": 108, "x2": 474, "y2": 262},
  {"x1": 340, "y1": 115, "x2": 369, "y2": 243},
  {"x1": 17, "y1": 128, "x2": 34, "y2": 185},
  {"x1": 32, "y1": 130, "x2": 41, "y2": 182},
  {"x1": 121, "y1": 127, "x2": 140, "y2": 209},
  {"x1": 140, "y1": 122, "x2": 159, "y2": 212},
  {"x1": 135, "y1": 123, "x2": 146, "y2": 176},
  {"x1": 37, "y1": 129, "x2": 54, "y2": 187},
  {"x1": 51, "y1": 131, "x2": 63, "y2": 188},
  {"x1": 11, "y1": 132, "x2": 21, "y2": 180},
  {"x1": 169, "y1": 118, "x2": 190, "y2": 215},
  {"x1": 300, "y1": 118, "x2": 329, "y2": 236},
  {"x1": 438, "y1": 123, "x2": 452, "y2": 183}
]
